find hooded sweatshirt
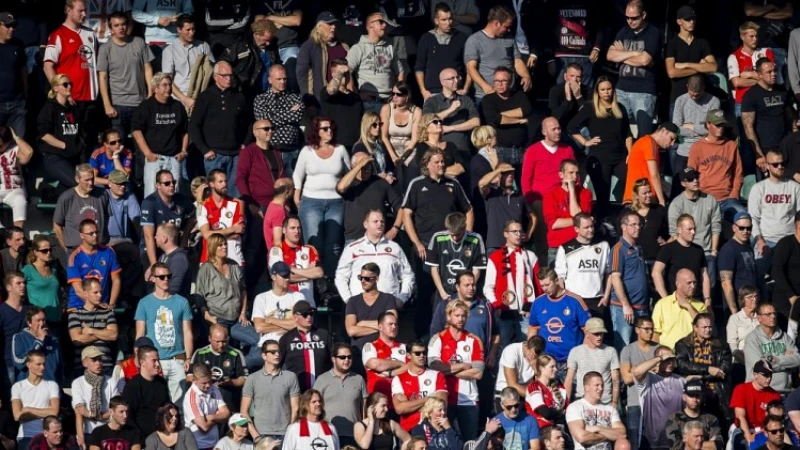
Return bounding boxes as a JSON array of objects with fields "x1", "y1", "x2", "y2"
[
  {"x1": 12, "y1": 328, "x2": 62, "y2": 383},
  {"x1": 743, "y1": 325, "x2": 800, "y2": 391},
  {"x1": 687, "y1": 137, "x2": 743, "y2": 202},
  {"x1": 346, "y1": 35, "x2": 404, "y2": 99}
]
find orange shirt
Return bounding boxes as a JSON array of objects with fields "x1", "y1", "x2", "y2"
[{"x1": 623, "y1": 135, "x2": 661, "y2": 204}]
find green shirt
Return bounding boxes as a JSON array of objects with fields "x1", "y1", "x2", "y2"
[{"x1": 22, "y1": 264, "x2": 61, "y2": 322}]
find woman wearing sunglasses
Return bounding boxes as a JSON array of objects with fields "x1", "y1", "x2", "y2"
[
  {"x1": 38, "y1": 74, "x2": 86, "y2": 193},
  {"x1": 398, "y1": 113, "x2": 465, "y2": 191},
  {"x1": 353, "y1": 111, "x2": 395, "y2": 184},
  {"x1": 23, "y1": 235, "x2": 67, "y2": 331},
  {"x1": 380, "y1": 81, "x2": 421, "y2": 163}
]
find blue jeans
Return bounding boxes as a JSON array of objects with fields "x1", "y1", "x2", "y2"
[
  {"x1": 279, "y1": 46, "x2": 300, "y2": 93},
  {"x1": 706, "y1": 253, "x2": 718, "y2": 289},
  {"x1": 627, "y1": 406, "x2": 642, "y2": 450},
  {"x1": 204, "y1": 153, "x2": 240, "y2": 198},
  {"x1": 281, "y1": 150, "x2": 300, "y2": 177},
  {"x1": 497, "y1": 314, "x2": 528, "y2": 351},
  {"x1": 448, "y1": 405, "x2": 479, "y2": 441},
  {"x1": 144, "y1": 154, "x2": 183, "y2": 198},
  {"x1": 298, "y1": 196, "x2": 344, "y2": 277},
  {"x1": 218, "y1": 319, "x2": 263, "y2": 370},
  {"x1": 556, "y1": 56, "x2": 594, "y2": 86},
  {"x1": 773, "y1": 47, "x2": 787, "y2": 86},
  {"x1": 0, "y1": 99, "x2": 26, "y2": 138},
  {"x1": 616, "y1": 90, "x2": 657, "y2": 137},
  {"x1": 719, "y1": 198, "x2": 746, "y2": 225},
  {"x1": 111, "y1": 104, "x2": 136, "y2": 140},
  {"x1": 610, "y1": 305, "x2": 651, "y2": 352}
]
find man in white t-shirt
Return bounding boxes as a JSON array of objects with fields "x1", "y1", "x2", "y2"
[
  {"x1": 252, "y1": 261, "x2": 309, "y2": 346},
  {"x1": 72, "y1": 346, "x2": 120, "y2": 448},
  {"x1": 10, "y1": 350, "x2": 61, "y2": 446},
  {"x1": 495, "y1": 335, "x2": 543, "y2": 401},
  {"x1": 183, "y1": 363, "x2": 230, "y2": 448},
  {"x1": 565, "y1": 371, "x2": 630, "y2": 450}
]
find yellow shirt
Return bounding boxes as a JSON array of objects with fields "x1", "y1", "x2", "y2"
[{"x1": 652, "y1": 293, "x2": 707, "y2": 349}]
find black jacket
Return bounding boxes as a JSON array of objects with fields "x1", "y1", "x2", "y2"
[
  {"x1": 221, "y1": 37, "x2": 279, "y2": 97},
  {"x1": 674, "y1": 333, "x2": 733, "y2": 422},
  {"x1": 188, "y1": 84, "x2": 249, "y2": 155}
]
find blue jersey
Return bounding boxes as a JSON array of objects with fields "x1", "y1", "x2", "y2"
[
  {"x1": 528, "y1": 293, "x2": 590, "y2": 362},
  {"x1": 494, "y1": 412, "x2": 539, "y2": 450},
  {"x1": 67, "y1": 246, "x2": 121, "y2": 309},
  {"x1": 90, "y1": 147, "x2": 132, "y2": 179}
]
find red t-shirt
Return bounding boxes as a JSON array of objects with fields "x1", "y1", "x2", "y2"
[
  {"x1": 729, "y1": 382, "x2": 781, "y2": 429},
  {"x1": 44, "y1": 25, "x2": 98, "y2": 102},
  {"x1": 542, "y1": 184, "x2": 593, "y2": 248},
  {"x1": 263, "y1": 202, "x2": 288, "y2": 250}
]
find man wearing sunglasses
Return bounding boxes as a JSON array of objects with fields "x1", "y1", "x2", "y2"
[
  {"x1": 391, "y1": 339, "x2": 448, "y2": 432},
  {"x1": 313, "y1": 343, "x2": 367, "y2": 447},
  {"x1": 278, "y1": 300, "x2": 332, "y2": 392},
  {"x1": 493, "y1": 387, "x2": 540, "y2": 450},
  {"x1": 719, "y1": 211, "x2": 760, "y2": 315},
  {"x1": 756, "y1": 415, "x2": 794, "y2": 450},
  {"x1": 66, "y1": 219, "x2": 121, "y2": 311}
]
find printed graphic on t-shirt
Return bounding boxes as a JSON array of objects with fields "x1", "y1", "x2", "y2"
[
  {"x1": 155, "y1": 305, "x2": 176, "y2": 349},
  {"x1": 620, "y1": 38, "x2": 646, "y2": 78},
  {"x1": 99, "y1": 437, "x2": 132, "y2": 450},
  {"x1": 559, "y1": 7, "x2": 589, "y2": 49}
]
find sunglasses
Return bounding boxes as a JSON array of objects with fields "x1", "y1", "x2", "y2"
[
  {"x1": 767, "y1": 428, "x2": 785, "y2": 435},
  {"x1": 737, "y1": 225, "x2": 753, "y2": 231},
  {"x1": 371, "y1": 122, "x2": 383, "y2": 128},
  {"x1": 626, "y1": 14, "x2": 643, "y2": 21},
  {"x1": 411, "y1": 351, "x2": 426, "y2": 356},
  {"x1": 160, "y1": 180, "x2": 175, "y2": 186},
  {"x1": 503, "y1": 403, "x2": 520, "y2": 410},
  {"x1": 358, "y1": 275, "x2": 377, "y2": 282},
  {"x1": 106, "y1": 140, "x2": 121, "y2": 145},
  {"x1": 153, "y1": 274, "x2": 173, "y2": 280},
  {"x1": 684, "y1": 177, "x2": 699, "y2": 182},
  {"x1": 769, "y1": 162, "x2": 785, "y2": 167},
  {"x1": 431, "y1": 119, "x2": 442, "y2": 126},
  {"x1": 265, "y1": 349, "x2": 280, "y2": 355},
  {"x1": 37, "y1": 248, "x2": 52, "y2": 254},
  {"x1": 391, "y1": 91, "x2": 408, "y2": 97},
  {"x1": 335, "y1": 355, "x2": 353, "y2": 360},
  {"x1": 320, "y1": 126, "x2": 333, "y2": 132},
  {"x1": 61, "y1": 82, "x2": 73, "y2": 88},
  {"x1": 257, "y1": 126, "x2": 274, "y2": 132},
  {"x1": 298, "y1": 311, "x2": 315, "y2": 318}
]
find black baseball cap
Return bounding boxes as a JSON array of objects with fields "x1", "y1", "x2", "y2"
[
  {"x1": 134, "y1": 337, "x2": 155, "y2": 348},
  {"x1": 316, "y1": 11, "x2": 338, "y2": 24},
  {"x1": 659, "y1": 122, "x2": 680, "y2": 135},
  {"x1": 753, "y1": 360, "x2": 774, "y2": 377},
  {"x1": 269, "y1": 261, "x2": 291, "y2": 278},
  {"x1": 680, "y1": 167, "x2": 700, "y2": 182},
  {"x1": 292, "y1": 300, "x2": 316, "y2": 315},
  {"x1": 677, "y1": 5, "x2": 697, "y2": 20},
  {"x1": 684, "y1": 379, "x2": 704, "y2": 396}
]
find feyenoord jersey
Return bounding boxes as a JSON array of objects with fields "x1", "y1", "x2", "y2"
[
  {"x1": 727, "y1": 46, "x2": 774, "y2": 103},
  {"x1": 362, "y1": 338, "x2": 408, "y2": 409},
  {"x1": 278, "y1": 327, "x2": 332, "y2": 391},
  {"x1": 555, "y1": 238, "x2": 610, "y2": 299},
  {"x1": 425, "y1": 231, "x2": 487, "y2": 295},
  {"x1": 44, "y1": 25, "x2": 98, "y2": 102},
  {"x1": 0, "y1": 145, "x2": 24, "y2": 190},
  {"x1": 269, "y1": 241, "x2": 320, "y2": 304},
  {"x1": 428, "y1": 330, "x2": 484, "y2": 406},
  {"x1": 391, "y1": 369, "x2": 447, "y2": 431},
  {"x1": 198, "y1": 196, "x2": 244, "y2": 265}
]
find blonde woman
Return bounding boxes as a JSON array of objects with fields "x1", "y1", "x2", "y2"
[
  {"x1": 525, "y1": 354, "x2": 568, "y2": 429},
  {"x1": 469, "y1": 125, "x2": 499, "y2": 194},
  {"x1": 38, "y1": 74, "x2": 84, "y2": 189},
  {"x1": 352, "y1": 111, "x2": 394, "y2": 182},
  {"x1": 622, "y1": 178, "x2": 668, "y2": 261},
  {"x1": 297, "y1": 14, "x2": 350, "y2": 98},
  {"x1": 399, "y1": 113, "x2": 464, "y2": 190},
  {"x1": 381, "y1": 82, "x2": 421, "y2": 162},
  {"x1": 409, "y1": 397, "x2": 462, "y2": 450},
  {"x1": 567, "y1": 75, "x2": 633, "y2": 217}
]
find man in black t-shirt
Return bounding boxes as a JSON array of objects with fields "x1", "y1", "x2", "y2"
[
  {"x1": 479, "y1": 66, "x2": 532, "y2": 169},
  {"x1": 338, "y1": 153, "x2": 403, "y2": 242},
  {"x1": 664, "y1": 6, "x2": 717, "y2": 106},
  {"x1": 742, "y1": 57, "x2": 794, "y2": 169},
  {"x1": 0, "y1": 13, "x2": 27, "y2": 138},
  {"x1": 88, "y1": 396, "x2": 142, "y2": 450},
  {"x1": 121, "y1": 346, "x2": 170, "y2": 438},
  {"x1": 719, "y1": 211, "x2": 759, "y2": 314},
  {"x1": 278, "y1": 301, "x2": 332, "y2": 391},
  {"x1": 320, "y1": 60, "x2": 363, "y2": 149},
  {"x1": 653, "y1": 214, "x2": 712, "y2": 304}
]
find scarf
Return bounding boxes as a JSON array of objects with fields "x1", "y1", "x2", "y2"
[
  {"x1": 84, "y1": 369, "x2": 105, "y2": 420},
  {"x1": 299, "y1": 418, "x2": 332, "y2": 436},
  {"x1": 489, "y1": 245, "x2": 535, "y2": 310}
]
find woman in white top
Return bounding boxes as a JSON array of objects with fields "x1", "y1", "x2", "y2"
[
  {"x1": 726, "y1": 285, "x2": 760, "y2": 360},
  {"x1": 293, "y1": 117, "x2": 351, "y2": 277},
  {"x1": 281, "y1": 389, "x2": 340, "y2": 450},
  {"x1": 380, "y1": 82, "x2": 421, "y2": 163}
]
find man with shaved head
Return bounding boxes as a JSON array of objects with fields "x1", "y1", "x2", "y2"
[
  {"x1": 652, "y1": 268, "x2": 708, "y2": 349},
  {"x1": 253, "y1": 64, "x2": 305, "y2": 175},
  {"x1": 264, "y1": 178, "x2": 295, "y2": 250},
  {"x1": 422, "y1": 67, "x2": 480, "y2": 155}
]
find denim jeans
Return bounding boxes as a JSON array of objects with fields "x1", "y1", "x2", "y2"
[
  {"x1": 706, "y1": 253, "x2": 718, "y2": 289},
  {"x1": 280, "y1": 150, "x2": 300, "y2": 177},
  {"x1": 160, "y1": 358, "x2": 188, "y2": 407},
  {"x1": 772, "y1": 47, "x2": 787, "y2": 86},
  {"x1": 298, "y1": 196, "x2": 345, "y2": 277},
  {"x1": 144, "y1": 154, "x2": 183, "y2": 198},
  {"x1": 0, "y1": 99, "x2": 26, "y2": 138},
  {"x1": 279, "y1": 46, "x2": 300, "y2": 93},
  {"x1": 204, "y1": 153, "x2": 240, "y2": 198},
  {"x1": 610, "y1": 305, "x2": 651, "y2": 352},
  {"x1": 616, "y1": 90, "x2": 657, "y2": 137},
  {"x1": 217, "y1": 318, "x2": 263, "y2": 370},
  {"x1": 719, "y1": 198, "x2": 746, "y2": 225},
  {"x1": 627, "y1": 406, "x2": 642, "y2": 450},
  {"x1": 497, "y1": 314, "x2": 528, "y2": 351},
  {"x1": 555, "y1": 56, "x2": 594, "y2": 86},
  {"x1": 111, "y1": 104, "x2": 137, "y2": 141},
  {"x1": 448, "y1": 405, "x2": 479, "y2": 441}
]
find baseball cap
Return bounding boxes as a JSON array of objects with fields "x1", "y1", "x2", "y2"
[
  {"x1": 228, "y1": 413, "x2": 249, "y2": 427},
  {"x1": 733, "y1": 211, "x2": 752, "y2": 223},
  {"x1": 0, "y1": 13, "x2": 17, "y2": 28},
  {"x1": 585, "y1": 318, "x2": 608, "y2": 334},
  {"x1": 680, "y1": 167, "x2": 700, "y2": 182},
  {"x1": 659, "y1": 122, "x2": 680, "y2": 135},
  {"x1": 108, "y1": 170, "x2": 129, "y2": 185},
  {"x1": 706, "y1": 109, "x2": 728, "y2": 126},
  {"x1": 677, "y1": 5, "x2": 697, "y2": 20},
  {"x1": 753, "y1": 360, "x2": 774, "y2": 377},
  {"x1": 134, "y1": 336, "x2": 155, "y2": 348},
  {"x1": 82, "y1": 346, "x2": 105, "y2": 360},
  {"x1": 292, "y1": 300, "x2": 316, "y2": 315},
  {"x1": 270, "y1": 261, "x2": 291, "y2": 278},
  {"x1": 317, "y1": 11, "x2": 338, "y2": 24},
  {"x1": 684, "y1": 379, "x2": 704, "y2": 396}
]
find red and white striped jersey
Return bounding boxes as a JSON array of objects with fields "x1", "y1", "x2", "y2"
[
  {"x1": 391, "y1": 369, "x2": 447, "y2": 431},
  {"x1": 198, "y1": 196, "x2": 245, "y2": 265},
  {"x1": 182, "y1": 384, "x2": 226, "y2": 448},
  {"x1": 363, "y1": 338, "x2": 408, "y2": 409},
  {"x1": 427, "y1": 330, "x2": 484, "y2": 406},
  {"x1": 727, "y1": 46, "x2": 774, "y2": 104},
  {"x1": 44, "y1": 25, "x2": 98, "y2": 102},
  {"x1": 269, "y1": 241, "x2": 319, "y2": 304},
  {"x1": 0, "y1": 146, "x2": 24, "y2": 191}
]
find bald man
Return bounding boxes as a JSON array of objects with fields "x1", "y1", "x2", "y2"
[
  {"x1": 254, "y1": 64, "x2": 305, "y2": 176},
  {"x1": 652, "y1": 268, "x2": 708, "y2": 349},
  {"x1": 264, "y1": 178, "x2": 295, "y2": 250},
  {"x1": 189, "y1": 60, "x2": 249, "y2": 198},
  {"x1": 422, "y1": 67, "x2": 480, "y2": 154},
  {"x1": 236, "y1": 119, "x2": 286, "y2": 212}
]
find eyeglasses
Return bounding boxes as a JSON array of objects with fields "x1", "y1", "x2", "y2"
[
  {"x1": 736, "y1": 225, "x2": 753, "y2": 231},
  {"x1": 769, "y1": 162, "x2": 785, "y2": 167},
  {"x1": 257, "y1": 126, "x2": 274, "y2": 132},
  {"x1": 759, "y1": 311, "x2": 777, "y2": 316},
  {"x1": 37, "y1": 248, "x2": 52, "y2": 254},
  {"x1": 443, "y1": 76, "x2": 462, "y2": 81},
  {"x1": 371, "y1": 122, "x2": 383, "y2": 128},
  {"x1": 358, "y1": 275, "x2": 377, "y2": 282},
  {"x1": 60, "y1": 82, "x2": 73, "y2": 88},
  {"x1": 431, "y1": 119, "x2": 442, "y2": 126},
  {"x1": 503, "y1": 403, "x2": 520, "y2": 410},
  {"x1": 335, "y1": 355, "x2": 353, "y2": 360},
  {"x1": 411, "y1": 351, "x2": 426, "y2": 356},
  {"x1": 81, "y1": 231, "x2": 98, "y2": 236},
  {"x1": 767, "y1": 428, "x2": 785, "y2": 435},
  {"x1": 507, "y1": 229, "x2": 524, "y2": 235},
  {"x1": 320, "y1": 126, "x2": 333, "y2": 132},
  {"x1": 216, "y1": 73, "x2": 234, "y2": 79},
  {"x1": 160, "y1": 180, "x2": 175, "y2": 186},
  {"x1": 106, "y1": 140, "x2": 120, "y2": 145},
  {"x1": 626, "y1": 14, "x2": 643, "y2": 21},
  {"x1": 684, "y1": 177, "x2": 699, "y2": 183},
  {"x1": 265, "y1": 349, "x2": 280, "y2": 355},
  {"x1": 153, "y1": 274, "x2": 173, "y2": 280}
]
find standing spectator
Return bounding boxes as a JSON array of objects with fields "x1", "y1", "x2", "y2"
[
  {"x1": 543, "y1": 160, "x2": 593, "y2": 265},
  {"x1": 464, "y1": 6, "x2": 531, "y2": 101},
  {"x1": 0, "y1": 227, "x2": 26, "y2": 274},
  {"x1": 121, "y1": 345, "x2": 170, "y2": 437},
  {"x1": 268, "y1": 216, "x2": 324, "y2": 303},
  {"x1": 161, "y1": 15, "x2": 213, "y2": 110},
  {"x1": 314, "y1": 343, "x2": 368, "y2": 447},
  {"x1": 423, "y1": 68, "x2": 479, "y2": 156},
  {"x1": 729, "y1": 21, "x2": 773, "y2": 119},
  {"x1": 37, "y1": 75, "x2": 84, "y2": 190},
  {"x1": 278, "y1": 301, "x2": 332, "y2": 391},
  {"x1": 153, "y1": 223, "x2": 191, "y2": 299},
  {"x1": 619, "y1": 317, "x2": 656, "y2": 450},
  {"x1": 632, "y1": 346, "x2": 686, "y2": 449},
  {"x1": 350, "y1": 113, "x2": 395, "y2": 183},
  {"x1": 554, "y1": 214, "x2": 610, "y2": 319},
  {"x1": 292, "y1": 117, "x2": 350, "y2": 277},
  {"x1": 0, "y1": 13, "x2": 27, "y2": 138},
  {"x1": 54, "y1": 166, "x2": 110, "y2": 254},
  {"x1": 131, "y1": 0, "x2": 193, "y2": 49},
  {"x1": 608, "y1": 210, "x2": 650, "y2": 350},
  {"x1": 426, "y1": 212, "x2": 485, "y2": 306},
  {"x1": 97, "y1": 12, "x2": 154, "y2": 139},
  {"x1": 11, "y1": 351, "x2": 60, "y2": 450},
  {"x1": 342, "y1": 262, "x2": 399, "y2": 362},
  {"x1": 87, "y1": 397, "x2": 142, "y2": 450},
  {"x1": 12, "y1": 306, "x2": 62, "y2": 383},
  {"x1": 182, "y1": 363, "x2": 230, "y2": 448},
  {"x1": 347, "y1": 12, "x2": 405, "y2": 113},
  {"x1": 68, "y1": 279, "x2": 119, "y2": 376},
  {"x1": 65, "y1": 219, "x2": 120, "y2": 310},
  {"x1": 262, "y1": 178, "x2": 293, "y2": 250},
  {"x1": 132, "y1": 73, "x2": 189, "y2": 198},
  {"x1": 253, "y1": 65, "x2": 305, "y2": 175},
  {"x1": 565, "y1": 372, "x2": 629, "y2": 450},
  {"x1": 416, "y1": 4, "x2": 470, "y2": 99},
  {"x1": 668, "y1": 168, "x2": 722, "y2": 275},
  {"x1": 1, "y1": 286, "x2": 30, "y2": 387},
  {"x1": 729, "y1": 360, "x2": 782, "y2": 446},
  {"x1": 203, "y1": 0, "x2": 251, "y2": 60},
  {"x1": 749, "y1": 150, "x2": 800, "y2": 263},
  {"x1": 188, "y1": 325, "x2": 248, "y2": 412},
  {"x1": 22, "y1": 236, "x2": 63, "y2": 331},
  {"x1": 479, "y1": 66, "x2": 532, "y2": 171},
  {"x1": 362, "y1": 312, "x2": 407, "y2": 409},
  {"x1": 743, "y1": 0, "x2": 792, "y2": 85},
  {"x1": 105, "y1": 170, "x2": 141, "y2": 245},
  {"x1": 281, "y1": 390, "x2": 340, "y2": 450},
  {"x1": 251, "y1": 0, "x2": 302, "y2": 93},
  {"x1": 240, "y1": 339, "x2": 300, "y2": 442},
  {"x1": 665, "y1": 6, "x2": 717, "y2": 106},
  {"x1": 297, "y1": 12, "x2": 350, "y2": 100},
  {"x1": 671, "y1": 75, "x2": 720, "y2": 199},
  {"x1": 141, "y1": 170, "x2": 195, "y2": 274},
  {"x1": 197, "y1": 170, "x2": 245, "y2": 265},
  {"x1": 135, "y1": 262, "x2": 194, "y2": 405},
  {"x1": 548, "y1": 64, "x2": 590, "y2": 131},
  {"x1": 0, "y1": 128, "x2": 32, "y2": 229},
  {"x1": 319, "y1": 60, "x2": 363, "y2": 150},
  {"x1": 568, "y1": 76, "x2": 632, "y2": 218},
  {"x1": 652, "y1": 269, "x2": 708, "y2": 350},
  {"x1": 664, "y1": 381, "x2": 724, "y2": 450},
  {"x1": 72, "y1": 346, "x2": 119, "y2": 448},
  {"x1": 90, "y1": 130, "x2": 132, "y2": 187},
  {"x1": 771, "y1": 212, "x2": 800, "y2": 333},
  {"x1": 564, "y1": 318, "x2": 621, "y2": 407},
  {"x1": 221, "y1": 19, "x2": 277, "y2": 99},
  {"x1": 606, "y1": 0, "x2": 661, "y2": 137},
  {"x1": 478, "y1": 162, "x2": 536, "y2": 256},
  {"x1": 544, "y1": 1, "x2": 602, "y2": 85},
  {"x1": 719, "y1": 213, "x2": 760, "y2": 315},
  {"x1": 380, "y1": 82, "x2": 421, "y2": 166},
  {"x1": 652, "y1": 215, "x2": 712, "y2": 304},
  {"x1": 391, "y1": 340, "x2": 448, "y2": 432},
  {"x1": 189, "y1": 61, "x2": 248, "y2": 196},
  {"x1": 236, "y1": 120, "x2": 285, "y2": 212},
  {"x1": 743, "y1": 302, "x2": 800, "y2": 391},
  {"x1": 622, "y1": 123, "x2": 677, "y2": 205}
]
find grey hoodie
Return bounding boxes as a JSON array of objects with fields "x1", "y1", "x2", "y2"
[
  {"x1": 743, "y1": 325, "x2": 800, "y2": 391},
  {"x1": 346, "y1": 35, "x2": 404, "y2": 98}
]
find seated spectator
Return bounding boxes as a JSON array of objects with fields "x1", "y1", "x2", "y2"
[
  {"x1": 221, "y1": 19, "x2": 277, "y2": 99},
  {"x1": 743, "y1": 302, "x2": 800, "y2": 391},
  {"x1": 543, "y1": 159, "x2": 593, "y2": 265},
  {"x1": 726, "y1": 286, "x2": 760, "y2": 363},
  {"x1": 197, "y1": 170, "x2": 246, "y2": 266},
  {"x1": 415, "y1": 3, "x2": 470, "y2": 99},
  {"x1": 144, "y1": 403, "x2": 198, "y2": 450},
  {"x1": 23, "y1": 236, "x2": 64, "y2": 329},
  {"x1": 38, "y1": 75, "x2": 84, "y2": 191},
  {"x1": 182, "y1": 363, "x2": 230, "y2": 448},
  {"x1": 0, "y1": 127, "x2": 32, "y2": 228},
  {"x1": 623, "y1": 123, "x2": 677, "y2": 205},
  {"x1": 297, "y1": 12, "x2": 349, "y2": 100},
  {"x1": 653, "y1": 269, "x2": 708, "y2": 350},
  {"x1": 121, "y1": 345, "x2": 170, "y2": 438},
  {"x1": 564, "y1": 319, "x2": 620, "y2": 406},
  {"x1": 268, "y1": 215, "x2": 324, "y2": 302},
  {"x1": 632, "y1": 346, "x2": 685, "y2": 450},
  {"x1": 608, "y1": 211, "x2": 650, "y2": 350},
  {"x1": 27, "y1": 416, "x2": 78, "y2": 450},
  {"x1": 351, "y1": 113, "x2": 395, "y2": 183},
  {"x1": 620, "y1": 317, "x2": 657, "y2": 449},
  {"x1": 319, "y1": 59, "x2": 363, "y2": 150},
  {"x1": 665, "y1": 380, "x2": 724, "y2": 450},
  {"x1": 87, "y1": 396, "x2": 142, "y2": 450},
  {"x1": 493, "y1": 387, "x2": 540, "y2": 450},
  {"x1": 653, "y1": 215, "x2": 712, "y2": 303},
  {"x1": 401, "y1": 113, "x2": 466, "y2": 190},
  {"x1": 161, "y1": 15, "x2": 214, "y2": 110},
  {"x1": 526, "y1": 354, "x2": 568, "y2": 429},
  {"x1": 753, "y1": 414, "x2": 793, "y2": 450},
  {"x1": 548, "y1": 64, "x2": 589, "y2": 131},
  {"x1": 53, "y1": 166, "x2": 111, "y2": 254},
  {"x1": 362, "y1": 312, "x2": 407, "y2": 411},
  {"x1": 480, "y1": 66, "x2": 532, "y2": 174},
  {"x1": 496, "y1": 336, "x2": 542, "y2": 403},
  {"x1": 565, "y1": 372, "x2": 629, "y2": 450},
  {"x1": 729, "y1": 361, "x2": 782, "y2": 446},
  {"x1": 314, "y1": 343, "x2": 367, "y2": 446},
  {"x1": 253, "y1": 64, "x2": 305, "y2": 175},
  {"x1": 278, "y1": 301, "x2": 332, "y2": 392},
  {"x1": 380, "y1": 81, "x2": 421, "y2": 164},
  {"x1": 12, "y1": 306, "x2": 62, "y2": 383},
  {"x1": 65, "y1": 219, "x2": 120, "y2": 310},
  {"x1": 541, "y1": 426, "x2": 566, "y2": 450},
  {"x1": 354, "y1": 392, "x2": 411, "y2": 450},
  {"x1": 154, "y1": 223, "x2": 190, "y2": 299},
  {"x1": 106, "y1": 170, "x2": 141, "y2": 245},
  {"x1": 409, "y1": 397, "x2": 463, "y2": 450},
  {"x1": 1, "y1": 227, "x2": 27, "y2": 278},
  {"x1": 215, "y1": 414, "x2": 255, "y2": 450},
  {"x1": 68, "y1": 279, "x2": 119, "y2": 376},
  {"x1": 422, "y1": 68, "x2": 480, "y2": 157},
  {"x1": 11, "y1": 351, "x2": 60, "y2": 449},
  {"x1": 282, "y1": 390, "x2": 340, "y2": 450},
  {"x1": 617, "y1": 178, "x2": 667, "y2": 262},
  {"x1": 187, "y1": 325, "x2": 248, "y2": 411},
  {"x1": 72, "y1": 346, "x2": 119, "y2": 448},
  {"x1": 251, "y1": 260, "x2": 306, "y2": 347}
]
